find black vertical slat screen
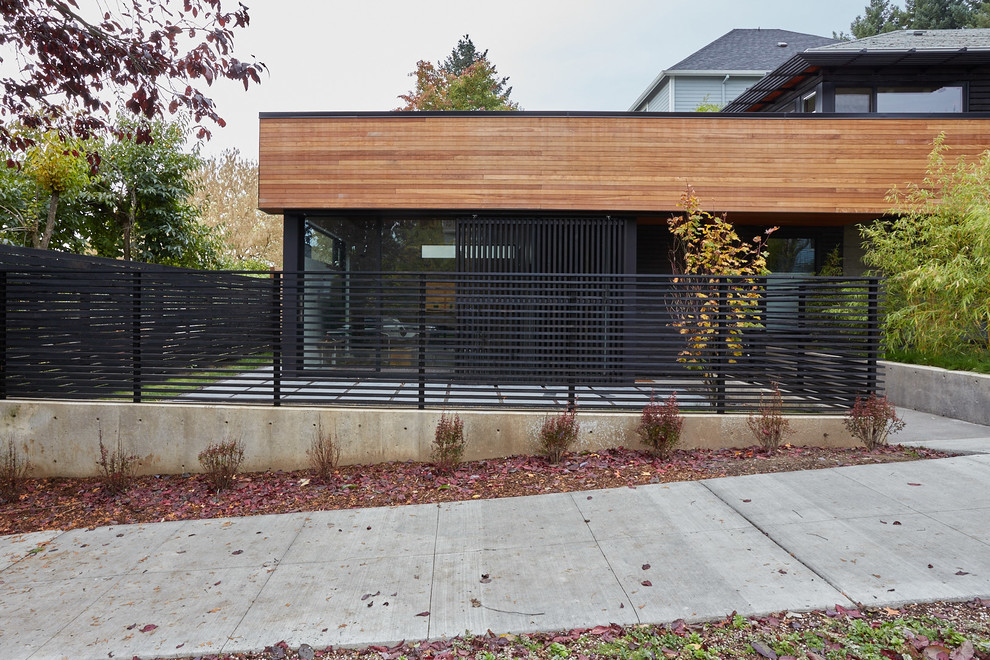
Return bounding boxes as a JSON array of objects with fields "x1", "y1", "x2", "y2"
[{"x1": 0, "y1": 266, "x2": 883, "y2": 413}]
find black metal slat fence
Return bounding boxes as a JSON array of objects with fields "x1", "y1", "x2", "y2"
[{"x1": 0, "y1": 265, "x2": 882, "y2": 412}]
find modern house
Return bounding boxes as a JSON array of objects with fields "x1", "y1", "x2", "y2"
[
  {"x1": 629, "y1": 28, "x2": 837, "y2": 112},
  {"x1": 255, "y1": 30, "x2": 990, "y2": 409},
  {"x1": 725, "y1": 28, "x2": 990, "y2": 113}
]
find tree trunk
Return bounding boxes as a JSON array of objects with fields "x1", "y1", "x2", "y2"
[
  {"x1": 123, "y1": 186, "x2": 136, "y2": 261},
  {"x1": 39, "y1": 190, "x2": 60, "y2": 250}
]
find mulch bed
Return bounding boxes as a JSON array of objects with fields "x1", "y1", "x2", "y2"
[{"x1": 1, "y1": 444, "x2": 947, "y2": 536}]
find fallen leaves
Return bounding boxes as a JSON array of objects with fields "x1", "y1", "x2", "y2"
[{"x1": 0, "y1": 445, "x2": 951, "y2": 536}]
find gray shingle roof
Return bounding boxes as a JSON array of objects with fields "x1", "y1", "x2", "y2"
[
  {"x1": 670, "y1": 28, "x2": 837, "y2": 71},
  {"x1": 810, "y1": 28, "x2": 990, "y2": 52}
]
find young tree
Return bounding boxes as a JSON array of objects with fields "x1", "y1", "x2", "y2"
[
  {"x1": 85, "y1": 116, "x2": 226, "y2": 268},
  {"x1": 23, "y1": 133, "x2": 92, "y2": 249},
  {"x1": 190, "y1": 149, "x2": 282, "y2": 269},
  {"x1": 667, "y1": 188, "x2": 776, "y2": 395},
  {"x1": 0, "y1": 0, "x2": 265, "y2": 150},
  {"x1": 860, "y1": 136, "x2": 990, "y2": 360},
  {"x1": 397, "y1": 36, "x2": 519, "y2": 111}
]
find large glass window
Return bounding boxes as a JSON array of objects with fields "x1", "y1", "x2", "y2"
[
  {"x1": 877, "y1": 86, "x2": 963, "y2": 113},
  {"x1": 301, "y1": 216, "x2": 456, "y2": 368},
  {"x1": 304, "y1": 217, "x2": 455, "y2": 272}
]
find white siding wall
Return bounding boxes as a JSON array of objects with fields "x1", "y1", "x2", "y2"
[
  {"x1": 723, "y1": 77, "x2": 761, "y2": 104},
  {"x1": 646, "y1": 84, "x2": 670, "y2": 112},
  {"x1": 671, "y1": 75, "x2": 765, "y2": 111},
  {"x1": 672, "y1": 78, "x2": 724, "y2": 111}
]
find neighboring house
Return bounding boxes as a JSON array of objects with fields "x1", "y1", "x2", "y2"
[
  {"x1": 629, "y1": 28, "x2": 836, "y2": 112},
  {"x1": 724, "y1": 28, "x2": 990, "y2": 113}
]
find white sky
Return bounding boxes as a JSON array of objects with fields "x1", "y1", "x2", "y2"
[{"x1": 194, "y1": 0, "x2": 872, "y2": 160}]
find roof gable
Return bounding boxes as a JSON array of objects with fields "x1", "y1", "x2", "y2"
[{"x1": 670, "y1": 28, "x2": 837, "y2": 71}]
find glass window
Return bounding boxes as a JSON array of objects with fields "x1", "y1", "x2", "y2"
[
  {"x1": 766, "y1": 237, "x2": 816, "y2": 274},
  {"x1": 835, "y1": 88, "x2": 871, "y2": 113},
  {"x1": 877, "y1": 86, "x2": 963, "y2": 113},
  {"x1": 304, "y1": 217, "x2": 456, "y2": 273},
  {"x1": 802, "y1": 92, "x2": 818, "y2": 113}
]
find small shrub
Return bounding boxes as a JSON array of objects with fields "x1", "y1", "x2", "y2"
[
  {"x1": 308, "y1": 421, "x2": 341, "y2": 481},
  {"x1": 198, "y1": 438, "x2": 245, "y2": 490},
  {"x1": 432, "y1": 412, "x2": 465, "y2": 476},
  {"x1": 1, "y1": 437, "x2": 28, "y2": 503},
  {"x1": 97, "y1": 430, "x2": 137, "y2": 495},
  {"x1": 538, "y1": 407, "x2": 579, "y2": 464},
  {"x1": 845, "y1": 393, "x2": 906, "y2": 451},
  {"x1": 637, "y1": 391, "x2": 684, "y2": 459},
  {"x1": 747, "y1": 382, "x2": 792, "y2": 454}
]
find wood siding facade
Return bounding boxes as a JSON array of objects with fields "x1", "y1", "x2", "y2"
[{"x1": 259, "y1": 113, "x2": 990, "y2": 222}]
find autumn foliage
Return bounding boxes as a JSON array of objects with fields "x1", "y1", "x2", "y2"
[
  {"x1": 397, "y1": 35, "x2": 518, "y2": 111},
  {"x1": 538, "y1": 408, "x2": 580, "y2": 464},
  {"x1": 636, "y1": 392, "x2": 684, "y2": 459},
  {"x1": 747, "y1": 382, "x2": 794, "y2": 454},
  {"x1": 432, "y1": 412, "x2": 466, "y2": 476},
  {"x1": 844, "y1": 393, "x2": 906, "y2": 451},
  {"x1": 667, "y1": 187, "x2": 776, "y2": 388},
  {"x1": 0, "y1": 0, "x2": 265, "y2": 148}
]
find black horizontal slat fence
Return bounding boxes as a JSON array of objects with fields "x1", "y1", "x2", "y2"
[{"x1": 0, "y1": 265, "x2": 882, "y2": 412}]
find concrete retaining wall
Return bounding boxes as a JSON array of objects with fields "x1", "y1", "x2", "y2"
[
  {"x1": 0, "y1": 399, "x2": 861, "y2": 478},
  {"x1": 882, "y1": 360, "x2": 990, "y2": 426}
]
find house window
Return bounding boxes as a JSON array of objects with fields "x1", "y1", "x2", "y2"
[
  {"x1": 802, "y1": 92, "x2": 818, "y2": 113},
  {"x1": 766, "y1": 237, "x2": 816, "y2": 274},
  {"x1": 876, "y1": 86, "x2": 963, "y2": 113},
  {"x1": 835, "y1": 88, "x2": 871, "y2": 113}
]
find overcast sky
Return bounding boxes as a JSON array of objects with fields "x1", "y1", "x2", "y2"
[{"x1": 198, "y1": 0, "x2": 872, "y2": 160}]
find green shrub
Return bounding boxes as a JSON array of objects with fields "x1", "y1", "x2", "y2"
[
  {"x1": 1, "y1": 437, "x2": 28, "y2": 503},
  {"x1": 432, "y1": 412, "x2": 465, "y2": 476},
  {"x1": 636, "y1": 392, "x2": 683, "y2": 459},
  {"x1": 198, "y1": 438, "x2": 245, "y2": 490},
  {"x1": 844, "y1": 393, "x2": 906, "y2": 451},
  {"x1": 97, "y1": 430, "x2": 137, "y2": 495},
  {"x1": 747, "y1": 382, "x2": 792, "y2": 454},
  {"x1": 861, "y1": 136, "x2": 990, "y2": 362},
  {"x1": 308, "y1": 421, "x2": 341, "y2": 482},
  {"x1": 538, "y1": 408, "x2": 579, "y2": 464}
]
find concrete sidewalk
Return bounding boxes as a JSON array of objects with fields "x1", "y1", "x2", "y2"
[{"x1": 1, "y1": 412, "x2": 989, "y2": 660}]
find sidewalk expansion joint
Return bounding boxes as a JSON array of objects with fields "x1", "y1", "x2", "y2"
[
  {"x1": 569, "y1": 491, "x2": 639, "y2": 621},
  {"x1": 698, "y1": 480, "x2": 856, "y2": 607},
  {"x1": 221, "y1": 516, "x2": 307, "y2": 655}
]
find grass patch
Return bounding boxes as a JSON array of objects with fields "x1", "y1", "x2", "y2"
[{"x1": 885, "y1": 348, "x2": 990, "y2": 375}]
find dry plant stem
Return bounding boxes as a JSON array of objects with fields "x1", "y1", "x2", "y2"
[
  {"x1": 538, "y1": 408, "x2": 580, "y2": 464},
  {"x1": 198, "y1": 439, "x2": 245, "y2": 491},
  {"x1": 96, "y1": 429, "x2": 137, "y2": 496},
  {"x1": 432, "y1": 412, "x2": 465, "y2": 476},
  {"x1": 308, "y1": 421, "x2": 341, "y2": 481},
  {"x1": 747, "y1": 382, "x2": 793, "y2": 454},
  {"x1": 1, "y1": 437, "x2": 28, "y2": 503}
]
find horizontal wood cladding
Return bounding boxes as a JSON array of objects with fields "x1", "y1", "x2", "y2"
[{"x1": 258, "y1": 114, "x2": 990, "y2": 215}]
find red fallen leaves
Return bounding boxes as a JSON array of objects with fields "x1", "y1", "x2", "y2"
[
  {"x1": 125, "y1": 623, "x2": 158, "y2": 633},
  {"x1": 0, "y1": 445, "x2": 950, "y2": 536}
]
